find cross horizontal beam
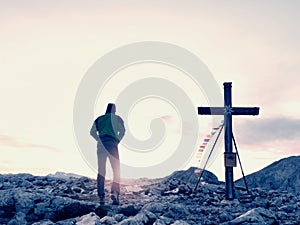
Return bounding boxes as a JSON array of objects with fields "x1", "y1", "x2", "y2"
[{"x1": 198, "y1": 107, "x2": 259, "y2": 116}]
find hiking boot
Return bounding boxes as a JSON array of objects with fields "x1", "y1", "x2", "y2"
[
  {"x1": 111, "y1": 191, "x2": 119, "y2": 205},
  {"x1": 99, "y1": 194, "x2": 105, "y2": 205}
]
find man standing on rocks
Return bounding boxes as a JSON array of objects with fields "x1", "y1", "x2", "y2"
[{"x1": 90, "y1": 103, "x2": 125, "y2": 205}]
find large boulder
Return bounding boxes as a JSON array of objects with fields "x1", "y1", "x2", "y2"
[
  {"x1": 222, "y1": 207, "x2": 277, "y2": 225},
  {"x1": 76, "y1": 212, "x2": 101, "y2": 225},
  {"x1": 117, "y1": 210, "x2": 157, "y2": 225},
  {"x1": 0, "y1": 187, "x2": 96, "y2": 224}
]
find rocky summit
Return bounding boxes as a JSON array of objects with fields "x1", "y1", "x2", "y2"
[{"x1": 0, "y1": 156, "x2": 299, "y2": 225}]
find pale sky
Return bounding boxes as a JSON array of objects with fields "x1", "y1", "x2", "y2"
[{"x1": 1, "y1": 0, "x2": 299, "y2": 181}]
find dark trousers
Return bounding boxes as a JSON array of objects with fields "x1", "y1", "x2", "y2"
[{"x1": 97, "y1": 140, "x2": 120, "y2": 197}]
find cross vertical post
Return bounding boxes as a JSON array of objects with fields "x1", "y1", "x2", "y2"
[
  {"x1": 197, "y1": 82, "x2": 259, "y2": 200},
  {"x1": 224, "y1": 82, "x2": 234, "y2": 199}
]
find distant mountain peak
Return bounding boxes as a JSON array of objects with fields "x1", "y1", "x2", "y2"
[
  {"x1": 236, "y1": 155, "x2": 300, "y2": 194},
  {"x1": 164, "y1": 166, "x2": 220, "y2": 185},
  {"x1": 48, "y1": 171, "x2": 83, "y2": 179}
]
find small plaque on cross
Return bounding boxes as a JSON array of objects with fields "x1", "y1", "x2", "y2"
[{"x1": 224, "y1": 153, "x2": 237, "y2": 167}]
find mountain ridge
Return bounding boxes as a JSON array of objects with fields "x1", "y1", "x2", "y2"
[{"x1": 235, "y1": 155, "x2": 300, "y2": 194}]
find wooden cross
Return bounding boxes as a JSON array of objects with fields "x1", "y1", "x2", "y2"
[{"x1": 198, "y1": 82, "x2": 259, "y2": 200}]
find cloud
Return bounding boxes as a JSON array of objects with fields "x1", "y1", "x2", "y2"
[
  {"x1": 235, "y1": 117, "x2": 300, "y2": 145},
  {"x1": 0, "y1": 134, "x2": 61, "y2": 152},
  {"x1": 160, "y1": 115, "x2": 198, "y2": 137},
  {"x1": 160, "y1": 115, "x2": 173, "y2": 123}
]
